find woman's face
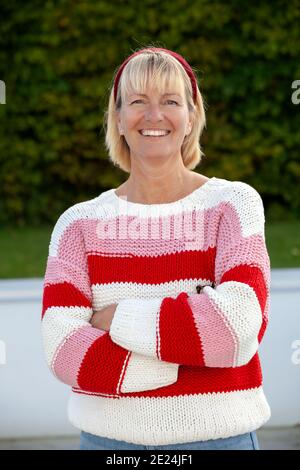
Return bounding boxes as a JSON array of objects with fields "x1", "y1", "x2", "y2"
[{"x1": 116, "y1": 84, "x2": 193, "y2": 164}]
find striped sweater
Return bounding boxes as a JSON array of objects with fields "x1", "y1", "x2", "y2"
[{"x1": 41, "y1": 176, "x2": 271, "y2": 445}]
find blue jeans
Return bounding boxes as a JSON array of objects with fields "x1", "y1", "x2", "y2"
[{"x1": 79, "y1": 430, "x2": 260, "y2": 450}]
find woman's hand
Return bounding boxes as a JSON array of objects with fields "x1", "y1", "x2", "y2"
[{"x1": 90, "y1": 303, "x2": 118, "y2": 331}]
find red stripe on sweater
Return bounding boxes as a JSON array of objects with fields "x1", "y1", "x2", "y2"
[
  {"x1": 77, "y1": 333, "x2": 130, "y2": 394},
  {"x1": 158, "y1": 292, "x2": 206, "y2": 366},
  {"x1": 128, "y1": 352, "x2": 263, "y2": 397},
  {"x1": 88, "y1": 248, "x2": 215, "y2": 285},
  {"x1": 41, "y1": 282, "x2": 91, "y2": 320},
  {"x1": 72, "y1": 352, "x2": 263, "y2": 398}
]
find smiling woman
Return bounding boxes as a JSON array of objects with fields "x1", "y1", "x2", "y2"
[
  {"x1": 41, "y1": 46, "x2": 270, "y2": 451},
  {"x1": 103, "y1": 47, "x2": 207, "y2": 175}
]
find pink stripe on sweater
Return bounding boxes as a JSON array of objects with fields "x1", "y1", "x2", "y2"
[
  {"x1": 216, "y1": 233, "x2": 270, "y2": 284},
  {"x1": 57, "y1": 221, "x2": 86, "y2": 266},
  {"x1": 187, "y1": 293, "x2": 237, "y2": 367},
  {"x1": 80, "y1": 203, "x2": 226, "y2": 256},
  {"x1": 53, "y1": 325, "x2": 105, "y2": 387},
  {"x1": 43, "y1": 257, "x2": 92, "y2": 302}
]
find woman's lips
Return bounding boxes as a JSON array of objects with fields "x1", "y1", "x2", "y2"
[{"x1": 138, "y1": 130, "x2": 171, "y2": 137}]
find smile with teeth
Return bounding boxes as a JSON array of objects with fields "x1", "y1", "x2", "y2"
[{"x1": 139, "y1": 129, "x2": 171, "y2": 137}]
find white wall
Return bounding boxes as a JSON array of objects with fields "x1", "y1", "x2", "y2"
[
  {"x1": 258, "y1": 268, "x2": 300, "y2": 426},
  {"x1": 0, "y1": 279, "x2": 77, "y2": 438},
  {"x1": 0, "y1": 270, "x2": 299, "y2": 438}
]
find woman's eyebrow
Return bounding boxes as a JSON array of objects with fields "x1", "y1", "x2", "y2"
[{"x1": 129, "y1": 93, "x2": 182, "y2": 98}]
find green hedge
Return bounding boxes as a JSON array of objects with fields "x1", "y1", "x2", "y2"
[{"x1": 0, "y1": 0, "x2": 299, "y2": 226}]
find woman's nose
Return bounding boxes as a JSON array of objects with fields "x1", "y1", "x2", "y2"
[{"x1": 144, "y1": 104, "x2": 164, "y2": 120}]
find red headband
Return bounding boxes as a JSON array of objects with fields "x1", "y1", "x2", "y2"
[{"x1": 113, "y1": 47, "x2": 198, "y2": 104}]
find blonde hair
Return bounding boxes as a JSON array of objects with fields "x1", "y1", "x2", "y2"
[{"x1": 103, "y1": 48, "x2": 207, "y2": 173}]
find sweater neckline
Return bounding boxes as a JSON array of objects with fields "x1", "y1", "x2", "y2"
[{"x1": 109, "y1": 176, "x2": 217, "y2": 210}]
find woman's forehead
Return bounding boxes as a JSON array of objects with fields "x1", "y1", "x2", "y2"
[{"x1": 125, "y1": 80, "x2": 185, "y2": 98}]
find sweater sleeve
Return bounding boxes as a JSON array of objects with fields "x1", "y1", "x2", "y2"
[
  {"x1": 41, "y1": 204, "x2": 178, "y2": 394},
  {"x1": 109, "y1": 183, "x2": 271, "y2": 368}
]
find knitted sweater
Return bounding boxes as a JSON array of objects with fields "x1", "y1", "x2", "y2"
[{"x1": 41, "y1": 176, "x2": 271, "y2": 446}]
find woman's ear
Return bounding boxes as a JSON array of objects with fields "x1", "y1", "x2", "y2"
[
  {"x1": 186, "y1": 109, "x2": 195, "y2": 136},
  {"x1": 116, "y1": 112, "x2": 123, "y2": 134},
  {"x1": 186, "y1": 120, "x2": 193, "y2": 136}
]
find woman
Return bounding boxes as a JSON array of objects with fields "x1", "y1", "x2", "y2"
[{"x1": 41, "y1": 46, "x2": 270, "y2": 451}]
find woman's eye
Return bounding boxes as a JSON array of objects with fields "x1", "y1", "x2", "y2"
[{"x1": 131, "y1": 100, "x2": 178, "y2": 105}]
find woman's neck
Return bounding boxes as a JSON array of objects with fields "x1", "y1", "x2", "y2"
[{"x1": 115, "y1": 172, "x2": 209, "y2": 205}]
